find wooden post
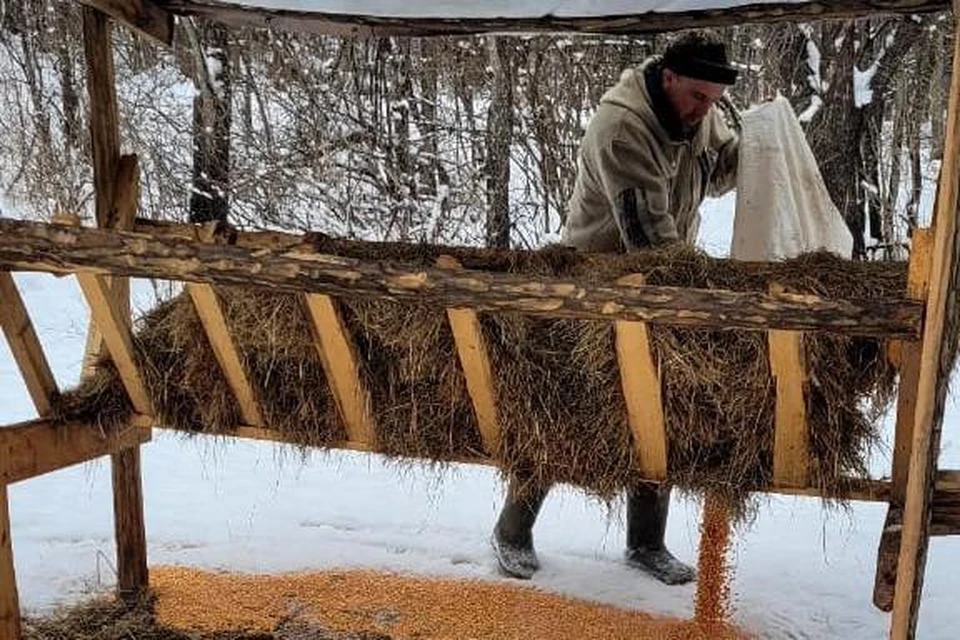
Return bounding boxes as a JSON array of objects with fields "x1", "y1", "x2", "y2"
[
  {"x1": 437, "y1": 256, "x2": 501, "y2": 456},
  {"x1": 873, "y1": 228, "x2": 934, "y2": 611},
  {"x1": 769, "y1": 328, "x2": 808, "y2": 488},
  {"x1": 83, "y1": 9, "x2": 148, "y2": 604},
  {"x1": 0, "y1": 485, "x2": 20, "y2": 640},
  {"x1": 0, "y1": 272, "x2": 58, "y2": 416},
  {"x1": 890, "y1": 6, "x2": 960, "y2": 635},
  {"x1": 614, "y1": 274, "x2": 668, "y2": 480},
  {"x1": 891, "y1": 228, "x2": 936, "y2": 502}
]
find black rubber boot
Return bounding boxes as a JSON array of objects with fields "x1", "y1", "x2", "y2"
[
  {"x1": 492, "y1": 481, "x2": 549, "y2": 580},
  {"x1": 624, "y1": 483, "x2": 696, "y2": 585}
]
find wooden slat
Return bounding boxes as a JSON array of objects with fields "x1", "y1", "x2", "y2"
[
  {"x1": 873, "y1": 228, "x2": 935, "y2": 612},
  {"x1": 186, "y1": 283, "x2": 264, "y2": 427},
  {"x1": 0, "y1": 272, "x2": 57, "y2": 416},
  {"x1": 79, "y1": 0, "x2": 173, "y2": 46},
  {"x1": 0, "y1": 484, "x2": 19, "y2": 640},
  {"x1": 76, "y1": 272, "x2": 153, "y2": 415},
  {"x1": 769, "y1": 329, "x2": 808, "y2": 488},
  {"x1": 0, "y1": 217, "x2": 926, "y2": 339},
  {"x1": 0, "y1": 419, "x2": 150, "y2": 485},
  {"x1": 437, "y1": 256, "x2": 500, "y2": 455},
  {"x1": 303, "y1": 294, "x2": 376, "y2": 445},
  {"x1": 614, "y1": 274, "x2": 667, "y2": 480},
  {"x1": 891, "y1": 8, "x2": 960, "y2": 636}
]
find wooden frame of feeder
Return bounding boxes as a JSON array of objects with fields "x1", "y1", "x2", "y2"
[{"x1": 1, "y1": 1, "x2": 960, "y2": 639}]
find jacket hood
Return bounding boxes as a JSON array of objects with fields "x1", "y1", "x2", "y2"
[{"x1": 599, "y1": 57, "x2": 711, "y2": 153}]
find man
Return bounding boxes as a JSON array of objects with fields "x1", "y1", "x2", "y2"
[{"x1": 492, "y1": 30, "x2": 740, "y2": 585}]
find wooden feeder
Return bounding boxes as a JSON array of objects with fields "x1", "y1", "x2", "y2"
[{"x1": 1, "y1": 1, "x2": 960, "y2": 639}]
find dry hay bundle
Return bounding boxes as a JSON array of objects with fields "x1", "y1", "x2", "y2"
[{"x1": 55, "y1": 240, "x2": 905, "y2": 514}]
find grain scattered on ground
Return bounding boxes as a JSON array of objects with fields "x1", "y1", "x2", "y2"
[{"x1": 151, "y1": 565, "x2": 753, "y2": 639}]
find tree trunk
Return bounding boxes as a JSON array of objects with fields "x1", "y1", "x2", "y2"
[
  {"x1": 484, "y1": 36, "x2": 514, "y2": 249},
  {"x1": 188, "y1": 21, "x2": 232, "y2": 224}
]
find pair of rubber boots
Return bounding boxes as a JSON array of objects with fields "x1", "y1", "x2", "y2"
[{"x1": 492, "y1": 483, "x2": 695, "y2": 585}]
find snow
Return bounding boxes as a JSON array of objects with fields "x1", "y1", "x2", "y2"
[
  {"x1": 854, "y1": 63, "x2": 877, "y2": 108},
  {"x1": 221, "y1": 0, "x2": 812, "y2": 19},
  {"x1": 4, "y1": 198, "x2": 960, "y2": 639},
  {"x1": 798, "y1": 94, "x2": 822, "y2": 123},
  {"x1": 804, "y1": 35, "x2": 823, "y2": 94}
]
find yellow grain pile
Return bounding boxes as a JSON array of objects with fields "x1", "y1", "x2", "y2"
[{"x1": 151, "y1": 566, "x2": 752, "y2": 639}]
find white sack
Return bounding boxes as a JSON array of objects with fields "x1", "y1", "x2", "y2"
[{"x1": 731, "y1": 95, "x2": 853, "y2": 261}]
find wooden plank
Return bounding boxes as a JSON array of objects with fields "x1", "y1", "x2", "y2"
[
  {"x1": 161, "y1": 0, "x2": 949, "y2": 38},
  {"x1": 0, "y1": 484, "x2": 19, "y2": 640},
  {"x1": 0, "y1": 218, "x2": 925, "y2": 339},
  {"x1": 872, "y1": 228, "x2": 934, "y2": 612},
  {"x1": 76, "y1": 272, "x2": 153, "y2": 415},
  {"x1": 186, "y1": 283, "x2": 264, "y2": 427},
  {"x1": 890, "y1": 10, "x2": 960, "y2": 637},
  {"x1": 303, "y1": 294, "x2": 376, "y2": 445},
  {"x1": 0, "y1": 419, "x2": 150, "y2": 485},
  {"x1": 769, "y1": 329, "x2": 808, "y2": 488},
  {"x1": 112, "y1": 447, "x2": 147, "y2": 602},
  {"x1": 437, "y1": 256, "x2": 500, "y2": 456},
  {"x1": 0, "y1": 272, "x2": 57, "y2": 416},
  {"x1": 79, "y1": 0, "x2": 173, "y2": 46},
  {"x1": 892, "y1": 228, "x2": 935, "y2": 500},
  {"x1": 614, "y1": 274, "x2": 667, "y2": 480}
]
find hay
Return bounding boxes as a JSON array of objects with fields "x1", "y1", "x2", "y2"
[{"x1": 55, "y1": 242, "x2": 905, "y2": 515}]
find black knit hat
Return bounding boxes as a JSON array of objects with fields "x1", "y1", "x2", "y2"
[{"x1": 662, "y1": 30, "x2": 738, "y2": 86}]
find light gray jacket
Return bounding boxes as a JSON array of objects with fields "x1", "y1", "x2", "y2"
[{"x1": 563, "y1": 58, "x2": 739, "y2": 252}]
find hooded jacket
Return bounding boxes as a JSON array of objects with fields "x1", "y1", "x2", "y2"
[{"x1": 563, "y1": 58, "x2": 739, "y2": 252}]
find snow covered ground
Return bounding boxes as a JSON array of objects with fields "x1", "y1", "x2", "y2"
[{"x1": 3, "y1": 193, "x2": 959, "y2": 639}]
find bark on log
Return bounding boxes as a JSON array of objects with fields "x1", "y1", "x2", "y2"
[
  {"x1": 157, "y1": 0, "x2": 950, "y2": 38},
  {"x1": 80, "y1": 0, "x2": 173, "y2": 45},
  {"x1": 0, "y1": 217, "x2": 923, "y2": 338}
]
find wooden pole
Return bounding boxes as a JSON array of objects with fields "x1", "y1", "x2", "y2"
[
  {"x1": 0, "y1": 485, "x2": 19, "y2": 640},
  {"x1": 873, "y1": 228, "x2": 934, "y2": 612},
  {"x1": 0, "y1": 218, "x2": 925, "y2": 339},
  {"x1": 889, "y1": 7, "x2": 960, "y2": 636},
  {"x1": 83, "y1": 10, "x2": 148, "y2": 604}
]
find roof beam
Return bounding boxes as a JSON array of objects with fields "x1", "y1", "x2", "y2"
[
  {"x1": 158, "y1": 0, "x2": 950, "y2": 38},
  {"x1": 81, "y1": 0, "x2": 174, "y2": 46}
]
